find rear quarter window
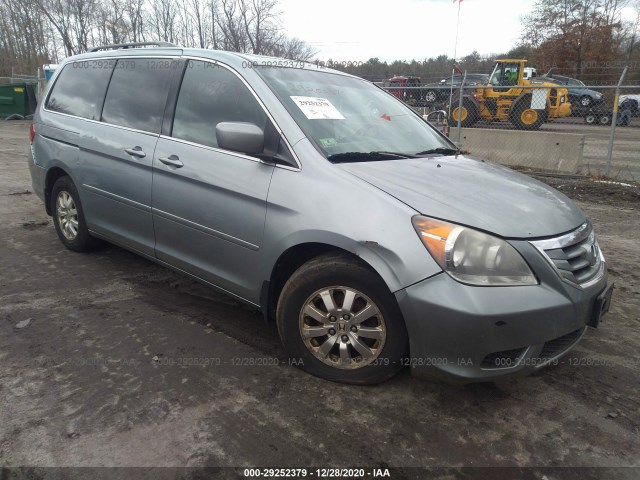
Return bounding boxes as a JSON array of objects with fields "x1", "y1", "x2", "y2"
[
  {"x1": 101, "y1": 58, "x2": 175, "y2": 133},
  {"x1": 46, "y1": 60, "x2": 115, "y2": 120}
]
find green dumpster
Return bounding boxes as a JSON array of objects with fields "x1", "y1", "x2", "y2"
[{"x1": 0, "y1": 83, "x2": 37, "y2": 118}]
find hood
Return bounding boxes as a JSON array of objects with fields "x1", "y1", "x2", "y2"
[{"x1": 337, "y1": 156, "x2": 585, "y2": 239}]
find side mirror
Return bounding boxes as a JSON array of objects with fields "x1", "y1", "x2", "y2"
[{"x1": 216, "y1": 122, "x2": 264, "y2": 155}]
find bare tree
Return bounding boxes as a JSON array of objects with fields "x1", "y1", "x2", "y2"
[
  {"x1": 269, "y1": 35, "x2": 317, "y2": 61},
  {"x1": 190, "y1": 0, "x2": 207, "y2": 48},
  {"x1": 240, "y1": 0, "x2": 278, "y2": 54},
  {"x1": 216, "y1": 0, "x2": 245, "y2": 51},
  {"x1": 124, "y1": 0, "x2": 146, "y2": 42},
  {"x1": 148, "y1": 0, "x2": 178, "y2": 43},
  {"x1": 1, "y1": 0, "x2": 316, "y2": 77},
  {"x1": 522, "y1": 0, "x2": 630, "y2": 79},
  {"x1": 36, "y1": 0, "x2": 77, "y2": 55}
]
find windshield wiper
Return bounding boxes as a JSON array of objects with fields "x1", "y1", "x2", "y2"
[
  {"x1": 414, "y1": 147, "x2": 460, "y2": 156},
  {"x1": 328, "y1": 151, "x2": 416, "y2": 163}
]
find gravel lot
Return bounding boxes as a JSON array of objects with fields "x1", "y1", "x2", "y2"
[{"x1": 1, "y1": 120, "x2": 639, "y2": 478}]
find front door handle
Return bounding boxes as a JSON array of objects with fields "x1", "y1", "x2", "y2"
[
  {"x1": 158, "y1": 155, "x2": 184, "y2": 168},
  {"x1": 124, "y1": 146, "x2": 146, "y2": 158}
]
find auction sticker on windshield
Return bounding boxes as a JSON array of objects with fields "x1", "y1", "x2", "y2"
[{"x1": 290, "y1": 96, "x2": 345, "y2": 120}]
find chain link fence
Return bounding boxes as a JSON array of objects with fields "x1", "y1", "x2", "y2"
[{"x1": 380, "y1": 67, "x2": 640, "y2": 182}]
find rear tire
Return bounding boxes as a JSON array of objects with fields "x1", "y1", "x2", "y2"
[
  {"x1": 599, "y1": 114, "x2": 611, "y2": 125},
  {"x1": 276, "y1": 253, "x2": 408, "y2": 384},
  {"x1": 51, "y1": 176, "x2": 99, "y2": 252},
  {"x1": 510, "y1": 95, "x2": 546, "y2": 130}
]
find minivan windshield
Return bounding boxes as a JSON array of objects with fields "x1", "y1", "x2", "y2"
[{"x1": 257, "y1": 67, "x2": 454, "y2": 161}]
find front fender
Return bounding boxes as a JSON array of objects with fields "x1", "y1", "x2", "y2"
[
  {"x1": 260, "y1": 140, "x2": 443, "y2": 295},
  {"x1": 262, "y1": 229, "x2": 409, "y2": 293}
]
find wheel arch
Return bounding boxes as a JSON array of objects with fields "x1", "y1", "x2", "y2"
[
  {"x1": 262, "y1": 240, "x2": 406, "y2": 324},
  {"x1": 451, "y1": 93, "x2": 481, "y2": 111},
  {"x1": 44, "y1": 165, "x2": 73, "y2": 216}
]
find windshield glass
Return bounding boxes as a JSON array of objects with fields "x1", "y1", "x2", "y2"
[{"x1": 257, "y1": 67, "x2": 452, "y2": 159}]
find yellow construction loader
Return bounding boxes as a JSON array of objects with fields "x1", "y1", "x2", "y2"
[{"x1": 450, "y1": 59, "x2": 572, "y2": 130}]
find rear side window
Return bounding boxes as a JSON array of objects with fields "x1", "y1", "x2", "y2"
[
  {"x1": 101, "y1": 58, "x2": 174, "y2": 133},
  {"x1": 46, "y1": 60, "x2": 115, "y2": 120},
  {"x1": 171, "y1": 60, "x2": 267, "y2": 148}
]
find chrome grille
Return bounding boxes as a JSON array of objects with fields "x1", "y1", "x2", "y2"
[{"x1": 531, "y1": 223, "x2": 604, "y2": 287}]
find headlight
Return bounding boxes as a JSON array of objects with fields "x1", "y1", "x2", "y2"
[
  {"x1": 560, "y1": 96, "x2": 566, "y2": 103},
  {"x1": 412, "y1": 216, "x2": 538, "y2": 286}
]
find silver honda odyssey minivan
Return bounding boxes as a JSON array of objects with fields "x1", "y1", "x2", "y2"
[{"x1": 28, "y1": 42, "x2": 613, "y2": 384}]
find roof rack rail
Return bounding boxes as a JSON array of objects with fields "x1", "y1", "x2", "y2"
[{"x1": 88, "y1": 42, "x2": 178, "y2": 53}]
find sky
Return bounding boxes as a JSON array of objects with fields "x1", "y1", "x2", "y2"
[{"x1": 279, "y1": 0, "x2": 535, "y2": 62}]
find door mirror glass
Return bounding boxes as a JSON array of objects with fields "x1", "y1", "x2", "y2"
[{"x1": 216, "y1": 122, "x2": 264, "y2": 155}]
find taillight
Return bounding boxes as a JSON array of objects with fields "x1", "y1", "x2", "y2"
[{"x1": 29, "y1": 123, "x2": 36, "y2": 144}]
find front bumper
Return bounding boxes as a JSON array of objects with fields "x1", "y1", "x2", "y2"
[{"x1": 395, "y1": 240, "x2": 608, "y2": 383}]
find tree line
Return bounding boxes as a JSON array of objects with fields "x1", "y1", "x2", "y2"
[
  {"x1": 521, "y1": 0, "x2": 639, "y2": 83},
  {"x1": 0, "y1": 0, "x2": 316, "y2": 77},
  {"x1": 1, "y1": 0, "x2": 638, "y2": 85}
]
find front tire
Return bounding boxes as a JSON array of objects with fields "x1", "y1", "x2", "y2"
[
  {"x1": 276, "y1": 253, "x2": 408, "y2": 384},
  {"x1": 449, "y1": 97, "x2": 479, "y2": 128},
  {"x1": 424, "y1": 90, "x2": 438, "y2": 104},
  {"x1": 51, "y1": 176, "x2": 99, "y2": 252}
]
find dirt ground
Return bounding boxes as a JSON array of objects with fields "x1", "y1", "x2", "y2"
[{"x1": 1, "y1": 120, "x2": 639, "y2": 479}]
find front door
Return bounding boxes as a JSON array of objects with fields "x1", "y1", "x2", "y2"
[{"x1": 152, "y1": 60, "x2": 275, "y2": 302}]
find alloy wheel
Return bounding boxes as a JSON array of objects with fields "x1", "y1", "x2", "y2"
[
  {"x1": 56, "y1": 190, "x2": 79, "y2": 240},
  {"x1": 299, "y1": 286, "x2": 386, "y2": 369}
]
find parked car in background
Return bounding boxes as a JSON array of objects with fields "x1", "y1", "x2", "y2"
[
  {"x1": 383, "y1": 75, "x2": 422, "y2": 105},
  {"x1": 537, "y1": 74, "x2": 603, "y2": 112},
  {"x1": 422, "y1": 73, "x2": 490, "y2": 105}
]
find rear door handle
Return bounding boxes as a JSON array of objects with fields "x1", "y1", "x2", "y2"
[
  {"x1": 158, "y1": 155, "x2": 184, "y2": 168},
  {"x1": 124, "y1": 146, "x2": 146, "y2": 158}
]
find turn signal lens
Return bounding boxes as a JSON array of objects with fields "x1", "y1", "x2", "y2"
[
  {"x1": 412, "y1": 217, "x2": 455, "y2": 263},
  {"x1": 412, "y1": 216, "x2": 538, "y2": 286}
]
